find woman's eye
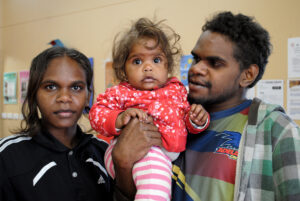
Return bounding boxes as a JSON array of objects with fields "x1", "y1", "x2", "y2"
[
  {"x1": 72, "y1": 85, "x2": 83, "y2": 91},
  {"x1": 154, "y1": 57, "x2": 161, "y2": 63},
  {"x1": 45, "y1": 84, "x2": 56, "y2": 90},
  {"x1": 133, "y1": 59, "x2": 142, "y2": 65}
]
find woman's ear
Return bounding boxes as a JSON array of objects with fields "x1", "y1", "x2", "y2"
[
  {"x1": 239, "y1": 64, "x2": 259, "y2": 88},
  {"x1": 86, "y1": 91, "x2": 91, "y2": 107}
]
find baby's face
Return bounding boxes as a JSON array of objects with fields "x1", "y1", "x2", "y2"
[{"x1": 125, "y1": 38, "x2": 169, "y2": 90}]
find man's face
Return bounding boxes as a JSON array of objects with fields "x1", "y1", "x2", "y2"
[{"x1": 188, "y1": 31, "x2": 244, "y2": 112}]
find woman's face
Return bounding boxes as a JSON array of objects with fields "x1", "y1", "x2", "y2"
[{"x1": 36, "y1": 56, "x2": 89, "y2": 133}]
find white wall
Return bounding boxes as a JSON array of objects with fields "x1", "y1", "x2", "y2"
[{"x1": 1, "y1": 0, "x2": 300, "y2": 137}]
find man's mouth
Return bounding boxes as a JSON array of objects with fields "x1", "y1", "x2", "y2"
[
  {"x1": 189, "y1": 79, "x2": 208, "y2": 88},
  {"x1": 188, "y1": 74, "x2": 211, "y2": 88}
]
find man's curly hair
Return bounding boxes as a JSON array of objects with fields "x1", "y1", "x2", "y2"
[
  {"x1": 202, "y1": 11, "x2": 272, "y2": 88},
  {"x1": 112, "y1": 17, "x2": 182, "y2": 82}
]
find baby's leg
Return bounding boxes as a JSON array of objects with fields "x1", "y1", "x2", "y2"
[
  {"x1": 104, "y1": 139, "x2": 117, "y2": 178},
  {"x1": 133, "y1": 146, "x2": 172, "y2": 201}
]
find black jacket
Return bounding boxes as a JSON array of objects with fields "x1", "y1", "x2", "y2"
[{"x1": 0, "y1": 126, "x2": 113, "y2": 201}]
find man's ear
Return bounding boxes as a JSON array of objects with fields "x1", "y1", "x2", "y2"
[{"x1": 239, "y1": 64, "x2": 259, "y2": 88}]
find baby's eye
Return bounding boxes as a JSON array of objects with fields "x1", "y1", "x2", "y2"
[
  {"x1": 133, "y1": 59, "x2": 142, "y2": 65},
  {"x1": 153, "y1": 57, "x2": 161, "y2": 63},
  {"x1": 45, "y1": 84, "x2": 57, "y2": 90}
]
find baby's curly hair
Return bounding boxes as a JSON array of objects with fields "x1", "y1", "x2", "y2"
[
  {"x1": 202, "y1": 11, "x2": 272, "y2": 88},
  {"x1": 112, "y1": 17, "x2": 182, "y2": 82}
]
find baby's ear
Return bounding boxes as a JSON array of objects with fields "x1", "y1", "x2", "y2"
[{"x1": 239, "y1": 64, "x2": 259, "y2": 88}]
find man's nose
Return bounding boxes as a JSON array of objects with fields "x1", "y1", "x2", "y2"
[{"x1": 189, "y1": 61, "x2": 208, "y2": 75}]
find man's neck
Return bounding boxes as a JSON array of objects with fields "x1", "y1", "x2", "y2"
[{"x1": 206, "y1": 98, "x2": 247, "y2": 113}]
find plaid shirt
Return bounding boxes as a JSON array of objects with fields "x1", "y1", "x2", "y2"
[{"x1": 234, "y1": 98, "x2": 300, "y2": 201}]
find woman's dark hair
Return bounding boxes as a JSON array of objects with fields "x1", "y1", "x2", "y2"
[
  {"x1": 202, "y1": 11, "x2": 272, "y2": 88},
  {"x1": 112, "y1": 17, "x2": 182, "y2": 81},
  {"x1": 15, "y1": 46, "x2": 93, "y2": 136}
]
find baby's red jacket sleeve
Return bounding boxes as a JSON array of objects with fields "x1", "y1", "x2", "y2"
[
  {"x1": 89, "y1": 86, "x2": 124, "y2": 137},
  {"x1": 185, "y1": 112, "x2": 210, "y2": 134}
]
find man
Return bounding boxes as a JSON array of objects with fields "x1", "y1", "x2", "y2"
[{"x1": 172, "y1": 11, "x2": 300, "y2": 201}]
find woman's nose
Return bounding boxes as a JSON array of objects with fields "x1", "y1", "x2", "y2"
[{"x1": 56, "y1": 89, "x2": 72, "y2": 103}]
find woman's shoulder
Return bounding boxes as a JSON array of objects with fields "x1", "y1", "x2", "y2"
[
  {"x1": 0, "y1": 134, "x2": 32, "y2": 154},
  {"x1": 83, "y1": 134, "x2": 109, "y2": 151},
  {"x1": 0, "y1": 134, "x2": 34, "y2": 176}
]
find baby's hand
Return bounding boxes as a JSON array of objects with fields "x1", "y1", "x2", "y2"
[
  {"x1": 116, "y1": 108, "x2": 149, "y2": 129},
  {"x1": 189, "y1": 104, "x2": 209, "y2": 127}
]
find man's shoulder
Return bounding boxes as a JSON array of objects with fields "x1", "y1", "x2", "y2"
[
  {"x1": 251, "y1": 98, "x2": 300, "y2": 139},
  {"x1": 259, "y1": 101, "x2": 294, "y2": 124},
  {"x1": 250, "y1": 98, "x2": 292, "y2": 125}
]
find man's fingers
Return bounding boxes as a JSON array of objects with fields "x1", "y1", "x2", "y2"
[
  {"x1": 146, "y1": 130, "x2": 161, "y2": 139},
  {"x1": 141, "y1": 122, "x2": 159, "y2": 132},
  {"x1": 144, "y1": 115, "x2": 154, "y2": 124},
  {"x1": 149, "y1": 138, "x2": 162, "y2": 147}
]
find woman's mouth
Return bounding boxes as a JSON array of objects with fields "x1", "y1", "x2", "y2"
[{"x1": 54, "y1": 110, "x2": 75, "y2": 118}]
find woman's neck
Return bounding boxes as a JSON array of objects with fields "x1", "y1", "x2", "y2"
[{"x1": 45, "y1": 125, "x2": 78, "y2": 148}]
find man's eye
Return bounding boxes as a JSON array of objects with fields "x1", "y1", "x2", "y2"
[
  {"x1": 153, "y1": 57, "x2": 161, "y2": 63},
  {"x1": 208, "y1": 59, "x2": 222, "y2": 68},
  {"x1": 45, "y1": 84, "x2": 56, "y2": 90},
  {"x1": 133, "y1": 59, "x2": 142, "y2": 65},
  {"x1": 193, "y1": 56, "x2": 200, "y2": 64}
]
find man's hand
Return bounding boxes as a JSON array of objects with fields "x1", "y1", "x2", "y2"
[{"x1": 112, "y1": 117, "x2": 161, "y2": 199}]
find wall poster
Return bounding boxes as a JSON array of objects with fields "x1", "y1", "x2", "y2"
[
  {"x1": 19, "y1": 70, "x2": 29, "y2": 103},
  {"x1": 3, "y1": 72, "x2": 17, "y2": 104}
]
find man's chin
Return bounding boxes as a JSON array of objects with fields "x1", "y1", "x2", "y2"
[{"x1": 187, "y1": 94, "x2": 206, "y2": 105}]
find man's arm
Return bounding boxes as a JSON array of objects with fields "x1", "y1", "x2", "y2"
[
  {"x1": 272, "y1": 114, "x2": 300, "y2": 200},
  {"x1": 112, "y1": 118, "x2": 162, "y2": 200}
]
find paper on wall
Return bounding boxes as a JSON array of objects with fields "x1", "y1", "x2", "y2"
[
  {"x1": 287, "y1": 79, "x2": 300, "y2": 119},
  {"x1": 256, "y1": 80, "x2": 284, "y2": 107},
  {"x1": 288, "y1": 37, "x2": 300, "y2": 78}
]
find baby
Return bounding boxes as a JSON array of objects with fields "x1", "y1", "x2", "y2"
[{"x1": 89, "y1": 18, "x2": 210, "y2": 201}]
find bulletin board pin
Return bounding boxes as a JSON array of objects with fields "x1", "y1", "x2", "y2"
[{"x1": 49, "y1": 39, "x2": 64, "y2": 47}]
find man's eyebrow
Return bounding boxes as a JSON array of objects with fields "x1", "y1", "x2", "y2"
[{"x1": 206, "y1": 56, "x2": 226, "y2": 62}]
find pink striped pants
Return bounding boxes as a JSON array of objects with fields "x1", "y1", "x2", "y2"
[{"x1": 105, "y1": 139, "x2": 172, "y2": 201}]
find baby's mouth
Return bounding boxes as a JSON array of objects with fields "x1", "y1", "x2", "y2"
[{"x1": 142, "y1": 76, "x2": 156, "y2": 82}]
